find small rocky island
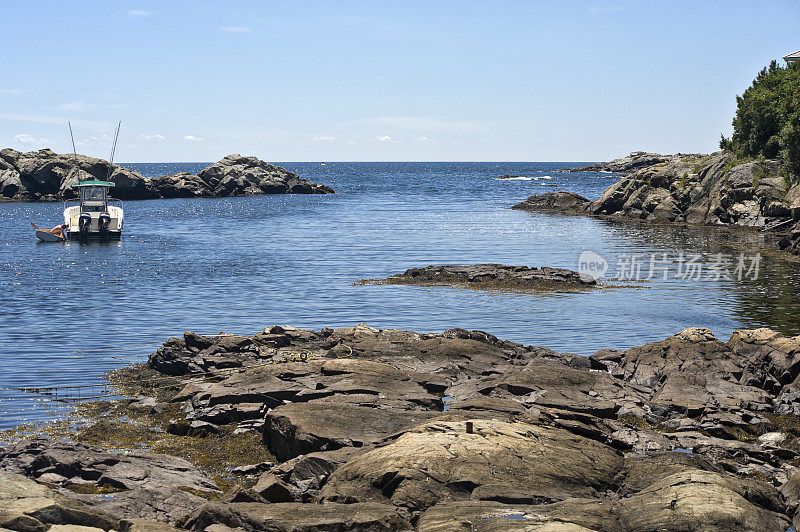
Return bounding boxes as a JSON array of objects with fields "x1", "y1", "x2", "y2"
[
  {"x1": 3, "y1": 324, "x2": 800, "y2": 530},
  {"x1": 514, "y1": 151, "x2": 800, "y2": 256},
  {"x1": 358, "y1": 264, "x2": 596, "y2": 291},
  {"x1": 0, "y1": 148, "x2": 333, "y2": 201}
]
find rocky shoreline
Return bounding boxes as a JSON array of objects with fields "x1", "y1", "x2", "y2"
[
  {"x1": 0, "y1": 149, "x2": 333, "y2": 201},
  {"x1": 357, "y1": 264, "x2": 596, "y2": 291},
  {"x1": 3, "y1": 323, "x2": 800, "y2": 530},
  {"x1": 516, "y1": 151, "x2": 800, "y2": 256},
  {"x1": 558, "y1": 151, "x2": 704, "y2": 174}
]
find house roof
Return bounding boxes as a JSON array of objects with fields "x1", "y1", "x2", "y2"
[{"x1": 785, "y1": 50, "x2": 800, "y2": 61}]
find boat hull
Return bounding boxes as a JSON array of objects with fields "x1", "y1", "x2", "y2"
[{"x1": 35, "y1": 230, "x2": 65, "y2": 242}]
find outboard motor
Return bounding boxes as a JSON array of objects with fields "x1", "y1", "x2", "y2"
[
  {"x1": 78, "y1": 212, "x2": 92, "y2": 240},
  {"x1": 98, "y1": 212, "x2": 111, "y2": 241}
]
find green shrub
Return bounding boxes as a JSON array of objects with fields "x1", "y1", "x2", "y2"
[
  {"x1": 754, "y1": 154, "x2": 768, "y2": 189},
  {"x1": 723, "y1": 153, "x2": 752, "y2": 173}
]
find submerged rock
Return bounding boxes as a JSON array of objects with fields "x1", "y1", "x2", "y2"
[{"x1": 0, "y1": 148, "x2": 333, "y2": 201}]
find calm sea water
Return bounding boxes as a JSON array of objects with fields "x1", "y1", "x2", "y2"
[{"x1": 1, "y1": 162, "x2": 799, "y2": 428}]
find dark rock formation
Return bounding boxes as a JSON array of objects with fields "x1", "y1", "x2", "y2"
[
  {"x1": 510, "y1": 190, "x2": 592, "y2": 213},
  {"x1": 152, "y1": 154, "x2": 334, "y2": 198},
  {"x1": 518, "y1": 151, "x2": 800, "y2": 255},
  {"x1": 0, "y1": 148, "x2": 333, "y2": 202},
  {"x1": 6, "y1": 323, "x2": 800, "y2": 530},
  {"x1": 0, "y1": 148, "x2": 156, "y2": 201},
  {"x1": 361, "y1": 263, "x2": 596, "y2": 291}
]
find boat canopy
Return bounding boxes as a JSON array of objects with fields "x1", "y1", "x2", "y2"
[{"x1": 72, "y1": 180, "x2": 115, "y2": 188}]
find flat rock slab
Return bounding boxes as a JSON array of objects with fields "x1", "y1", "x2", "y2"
[
  {"x1": 362, "y1": 263, "x2": 595, "y2": 291},
  {"x1": 263, "y1": 397, "x2": 438, "y2": 461},
  {"x1": 0, "y1": 439, "x2": 219, "y2": 493},
  {"x1": 180, "y1": 501, "x2": 410, "y2": 531},
  {"x1": 0, "y1": 470, "x2": 175, "y2": 532},
  {"x1": 319, "y1": 419, "x2": 623, "y2": 510},
  {"x1": 415, "y1": 499, "x2": 621, "y2": 532},
  {"x1": 618, "y1": 470, "x2": 790, "y2": 531}
]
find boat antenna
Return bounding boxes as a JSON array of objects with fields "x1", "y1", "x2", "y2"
[
  {"x1": 68, "y1": 121, "x2": 80, "y2": 182},
  {"x1": 105, "y1": 121, "x2": 121, "y2": 181}
]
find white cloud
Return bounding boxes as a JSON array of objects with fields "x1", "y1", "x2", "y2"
[
  {"x1": 139, "y1": 133, "x2": 166, "y2": 141},
  {"x1": 184, "y1": 135, "x2": 205, "y2": 142},
  {"x1": 58, "y1": 101, "x2": 86, "y2": 112},
  {"x1": 220, "y1": 26, "x2": 251, "y2": 33},
  {"x1": 346, "y1": 140, "x2": 358, "y2": 146},
  {"x1": 415, "y1": 136, "x2": 430, "y2": 143},
  {"x1": 0, "y1": 89, "x2": 23, "y2": 96},
  {"x1": 377, "y1": 135, "x2": 399, "y2": 143},
  {"x1": 311, "y1": 136, "x2": 336, "y2": 142},
  {"x1": 14, "y1": 133, "x2": 50, "y2": 145},
  {"x1": 126, "y1": 10, "x2": 152, "y2": 17}
]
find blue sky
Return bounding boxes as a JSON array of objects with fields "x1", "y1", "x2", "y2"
[{"x1": 1, "y1": 1, "x2": 798, "y2": 162}]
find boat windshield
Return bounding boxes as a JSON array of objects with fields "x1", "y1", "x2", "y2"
[{"x1": 81, "y1": 187, "x2": 107, "y2": 201}]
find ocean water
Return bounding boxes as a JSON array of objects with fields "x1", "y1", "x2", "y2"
[{"x1": 1, "y1": 161, "x2": 799, "y2": 429}]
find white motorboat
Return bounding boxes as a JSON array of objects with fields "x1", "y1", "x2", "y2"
[{"x1": 63, "y1": 180, "x2": 124, "y2": 241}]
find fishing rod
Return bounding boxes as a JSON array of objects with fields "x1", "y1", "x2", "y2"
[
  {"x1": 105, "y1": 120, "x2": 121, "y2": 181},
  {"x1": 68, "y1": 121, "x2": 80, "y2": 182}
]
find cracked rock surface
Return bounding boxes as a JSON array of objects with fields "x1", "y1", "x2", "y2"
[{"x1": 4, "y1": 323, "x2": 800, "y2": 530}]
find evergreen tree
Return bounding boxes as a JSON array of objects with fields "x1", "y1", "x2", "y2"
[{"x1": 721, "y1": 60, "x2": 800, "y2": 179}]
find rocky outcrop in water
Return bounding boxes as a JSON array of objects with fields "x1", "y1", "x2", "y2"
[
  {"x1": 151, "y1": 154, "x2": 334, "y2": 198},
  {"x1": 518, "y1": 151, "x2": 800, "y2": 255},
  {"x1": 5, "y1": 323, "x2": 800, "y2": 530},
  {"x1": 0, "y1": 148, "x2": 333, "y2": 201},
  {"x1": 510, "y1": 190, "x2": 592, "y2": 213},
  {"x1": 360, "y1": 263, "x2": 596, "y2": 291}
]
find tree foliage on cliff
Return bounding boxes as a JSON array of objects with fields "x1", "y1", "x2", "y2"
[{"x1": 720, "y1": 60, "x2": 800, "y2": 178}]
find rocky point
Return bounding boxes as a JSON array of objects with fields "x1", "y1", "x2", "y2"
[
  {"x1": 515, "y1": 151, "x2": 800, "y2": 256},
  {"x1": 3, "y1": 323, "x2": 800, "y2": 530}
]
